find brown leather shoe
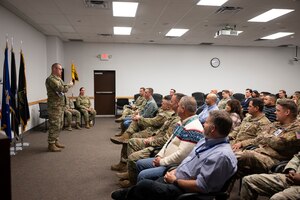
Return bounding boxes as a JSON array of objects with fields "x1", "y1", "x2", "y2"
[
  {"x1": 48, "y1": 143, "x2": 61, "y2": 152},
  {"x1": 116, "y1": 171, "x2": 129, "y2": 180},
  {"x1": 111, "y1": 162, "x2": 127, "y2": 172},
  {"x1": 110, "y1": 133, "x2": 129, "y2": 144},
  {"x1": 55, "y1": 141, "x2": 65, "y2": 148},
  {"x1": 118, "y1": 180, "x2": 132, "y2": 188}
]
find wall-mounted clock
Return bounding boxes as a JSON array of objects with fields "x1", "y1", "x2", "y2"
[{"x1": 210, "y1": 57, "x2": 220, "y2": 68}]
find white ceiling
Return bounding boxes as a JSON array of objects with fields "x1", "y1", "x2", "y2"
[{"x1": 1, "y1": 0, "x2": 300, "y2": 47}]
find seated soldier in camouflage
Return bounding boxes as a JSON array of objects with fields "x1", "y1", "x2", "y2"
[
  {"x1": 111, "y1": 95, "x2": 174, "y2": 144},
  {"x1": 241, "y1": 151, "x2": 300, "y2": 200},
  {"x1": 236, "y1": 99, "x2": 300, "y2": 177},
  {"x1": 75, "y1": 87, "x2": 96, "y2": 129},
  {"x1": 115, "y1": 87, "x2": 147, "y2": 123},
  {"x1": 64, "y1": 96, "x2": 81, "y2": 131},
  {"x1": 115, "y1": 93, "x2": 185, "y2": 188},
  {"x1": 229, "y1": 98, "x2": 270, "y2": 152}
]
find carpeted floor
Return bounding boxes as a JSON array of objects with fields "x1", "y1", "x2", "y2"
[{"x1": 10, "y1": 117, "x2": 267, "y2": 200}]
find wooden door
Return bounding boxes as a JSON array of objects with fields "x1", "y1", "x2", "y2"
[{"x1": 94, "y1": 71, "x2": 115, "y2": 115}]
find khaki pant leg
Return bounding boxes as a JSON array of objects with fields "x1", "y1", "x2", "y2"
[
  {"x1": 241, "y1": 173, "x2": 288, "y2": 200},
  {"x1": 126, "y1": 120, "x2": 139, "y2": 134},
  {"x1": 89, "y1": 109, "x2": 96, "y2": 121},
  {"x1": 80, "y1": 109, "x2": 89, "y2": 122},
  {"x1": 64, "y1": 110, "x2": 72, "y2": 125},
  {"x1": 48, "y1": 107, "x2": 63, "y2": 144},
  {"x1": 270, "y1": 186, "x2": 300, "y2": 200},
  {"x1": 71, "y1": 109, "x2": 81, "y2": 124},
  {"x1": 127, "y1": 138, "x2": 147, "y2": 156}
]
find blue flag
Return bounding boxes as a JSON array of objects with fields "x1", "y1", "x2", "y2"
[
  {"x1": 1, "y1": 45, "x2": 12, "y2": 139},
  {"x1": 11, "y1": 48, "x2": 20, "y2": 137}
]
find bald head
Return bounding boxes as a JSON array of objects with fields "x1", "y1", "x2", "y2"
[{"x1": 205, "y1": 93, "x2": 217, "y2": 106}]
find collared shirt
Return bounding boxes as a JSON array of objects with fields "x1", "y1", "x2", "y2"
[
  {"x1": 140, "y1": 97, "x2": 158, "y2": 118},
  {"x1": 198, "y1": 104, "x2": 219, "y2": 124},
  {"x1": 176, "y1": 137, "x2": 237, "y2": 193}
]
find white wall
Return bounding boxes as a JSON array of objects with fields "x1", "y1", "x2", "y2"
[
  {"x1": 64, "y1": 42, "x2": 300, "y2": 97},
  {"x1": 0, "y1": 4, "x2": 48, "y2": 130}
]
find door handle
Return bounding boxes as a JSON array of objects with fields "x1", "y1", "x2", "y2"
[{"x1": 96, "y1": 91, "x2": 114, "y2": 94}]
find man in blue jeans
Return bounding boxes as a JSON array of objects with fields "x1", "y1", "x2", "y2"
[
  {"x1": 135, "y1": 96, "x2": 204, "y2": 182},
  {"x1": 111, "y1": 110, "x2": 237, "y2": 200}
]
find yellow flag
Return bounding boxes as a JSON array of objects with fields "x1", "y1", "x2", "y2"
[{"x1": 71, "y1": 63, "x2": 79, "y2": 84}]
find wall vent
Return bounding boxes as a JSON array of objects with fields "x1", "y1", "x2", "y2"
[
  {"x1": 215, "y1": 6, "x2": 243, "y2": 14},
  {"x1": 83, "y1": 0, "x2": 110, "y2": 9}
]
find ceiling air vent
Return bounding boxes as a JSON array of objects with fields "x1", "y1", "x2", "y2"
[
  {"x1": 199, "y1": 42, "x2": 214, "y2": 45},
  {"x1": 69, "y1": 39, "x2": 83, "y2": 42},
  {"x1": 215, "y1": 6, "x2": 243, "y2": 14},
  {"x1": 83, "y1": 0, "x2": 110, "y2": 9}
]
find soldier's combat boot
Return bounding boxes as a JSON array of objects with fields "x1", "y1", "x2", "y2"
[
  {"x1": 110, "y1": 132, "x2": 130, "y2": 145},
  {"x1": 85, "y1": 121, "x2": 90, "y2": 129},
  {"x1": 66, "y1": 125, "x2": 72, "y2": 131},
  {"x1": 116, "y1": 171, "x2": 129, "y2": 180},
  {"x1": 90, "y1": 121, "x2": 94, "y2": 127},
  {"x1": 48, "y1": 143, "x2": 61, "y2": 152},
  {"x1": 118, "y1": 180, "x2": 132, "y2": 188},
  {"x1": 55, "y1": 141, "x2": 65, "y2": 148},
  {"x1": 111, "y1": 162, "x2": 127, "y2": 172},
  {"x1": 75, "y1": 122, "x2": 82, "y2": 129}
]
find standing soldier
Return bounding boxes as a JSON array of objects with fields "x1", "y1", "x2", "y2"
[
  {"x1": 76, "y1": 87, "x2": 96, "y2": 129},
  {"x1": 64, "y1": 96, "x2": 81, "y2": 131},
  {"x1": 46, "y1": 63, "x2": 73, "y2": 152}
]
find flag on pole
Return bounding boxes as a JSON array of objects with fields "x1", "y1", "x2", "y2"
[
  {"x1": 11, "y1": 47, "x2": 20, "y2": 137},
  {"x1": 1, "y1": 44, "x2": 12, "y2": 139},
  {"x1": 71, "y1": 63, "x2": 79, "y2": 84},
  {"x1": 17, "y1": 51, "x2": 30, "y2": 131}
]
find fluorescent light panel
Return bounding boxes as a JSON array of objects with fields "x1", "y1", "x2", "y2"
[
  {"x1": 166, "y1": 29, "x2": 189, "y2": 37},
  {"x1": 197, "y1": 0, "x2": 228, "y2": 6},
  {"x1": 113, "y1": 27, "x2": 132, "y2": 35},
  {"x1": 248, "y1": 9, "x2": 294, "y2": 22},
  {"x1": 261, "y1": 32, "x2": 294, "y2": 40},
  {"x1": 113, "y1": 2, "x2": 138, "y2": 17}
]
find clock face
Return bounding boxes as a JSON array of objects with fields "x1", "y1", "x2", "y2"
[{"x1": 210, "y1": 58, "x2": 220, "y2": 68}]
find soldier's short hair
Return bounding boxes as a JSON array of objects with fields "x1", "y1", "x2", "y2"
[
  {"x1": 277, "y1": 99, "x2": 298, "y2": 119},
  {"x1": 79, "y1": 87, "x2": 85, "y2": 91},
  {"x1": 250, "y1": 98, "x2": 264, "y2": 112},
  {"x1": 222, "y1": 90, "x2": 230, "y2": 94},
  {"x1": 146, "y1": 88, "x2": 154, "y2": 95},
  {"x1": 266, "y1": 94, "x2": 277, "y2": 103},
  {"x1": 246, "y1": 88, "x2": 253, "y2": 93},
  {"x1": 170, "y1": 88, "x2": 176, "y2": 93},
  {"x1": 174, "y1": 93, "x2": 185, "y2": 103},
  {"x1": 52, "y1": 63, "x2": 61, "y2": 70},
  {"x1": 180, "y1": 96, "x2": 197, "y2": 114},
  {"x1": 163, "y1": 95, "x2": 172, "y2": 101},
  {"x1": 209, "y1": 110, "x2": 233, "y2": 137},
  {"x1": 140, "y1": 87, "x2": 145, "y2": 91}
]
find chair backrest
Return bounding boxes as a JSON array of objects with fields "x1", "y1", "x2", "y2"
[
  {"x1": 39, "y1": 102, "x2": 48, "y2": 119},
  {"x1": 152, "y1": 93, "x2": 163, "y2": 107},
  {"x1": 192, "y1": 92, "x2": 205, "y2": 107},
  {"x1": 217, "y1": 91, "x2": 223, "y2": 100},
  {"x1": 116, "y1": 98, "x2": 129, "y2": 108},
  {"x1": 232, "y1": 93, "x2": 245, "y2": 102},
  {"x1": 134, "y1": 93, "x2": 140, "y2": 101}
]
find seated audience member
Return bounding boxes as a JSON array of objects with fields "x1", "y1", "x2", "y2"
[
  {"x1": 111, "y1": 110, "x2": 237, "y2": 200},
  {"x1": 276, "y1": 89, "x2": 287, "y2": 103},
  {"x1": 136, "y1": 96, "x2": 204, "y2": 182},
  {"x1": 292, "y1": 91, "x2": 300, "y2": 113},
  {"x1": 110, "y1": 95, "x2": 174, "y2": 144},
  {"x1": 115, "y1": 94, "x2": 185, "y2": 188},
  {"x1": 236, "y1": 99, "x2": 300, "y2": 176},
  {"x1": 75, "y1": 87, "x2": 96, "y2": 129},
  {"x1": 169, "y1": 88, "x2": 176, "y2": 96},
  {"x1": 122, "y1": 88, "x2": 158, "y2": 130},
  {"x1": 263, "y1": 94, "x2": 277, "y2": 122},
  {"x1": 198, "y1": 93, "x2": 218, "y2": 124},
  {"x1": 225, "y1": 99, "x2": 243, "y2": 129},
  {"x1": 210, "y1": 89, "x2": 220, "y2": 103},
  {"x1": 241, "y1": 151, "x2": 300, "y2": 200},
  {"x1": 251, "y1": 90, "x2": 259, "y2": 98},
  {"x1": 229, "y1": 98, "x2": 270, "y2": 151},
  {"x1": 64, "y1": 96, "x2": 81, "y2": 131},
  {"x1": 259, "y1": 91, "x2": 271, "y2": 100},
  {"x1": 241, "y1": 88, "x2": 252, "y2": 115},
  {"x1": 218, "y1": 90, "x2": 231, "y2": 110},
  {"x1": 115, "y1": 87, "x2": 147, "y2": 123}
]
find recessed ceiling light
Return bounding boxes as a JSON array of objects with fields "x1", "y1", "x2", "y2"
[
  {"x1": 166, "y1": 29, "x2": 189, "y2": 37},
  {"x1": 248, "y1": 9, "x2": 294, "y2": 22},
  {"x1": 113, "y1": 27, "x2": 132, "y2": 35},
  {"x1": 113, "y1": 2, "x2": 138, "y2": 17},
  {"x1": 261, "y1": 32, "x2": 294, "y2": 40},
  {"x1": 197, "y1": 0, "x2": 228, "y2": 6}
]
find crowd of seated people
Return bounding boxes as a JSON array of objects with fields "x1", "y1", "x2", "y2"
[{"x1": 109, "y1": 87, "x2": 300, "y2": 200}]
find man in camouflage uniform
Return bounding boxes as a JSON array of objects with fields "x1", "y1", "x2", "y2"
[
  {"x1": 45, "y1": 63, "x2": 73, "y2": 152},
  {"x1": 64, "y1": 96, "x2": 81, "y2": 131},
  {"x1": 115, "y1": 87, "x2": 147, "y2": 123},
  {"x1": 111, "y1": 95, "x2": 174, "y2": 144},
  {"x1": 115, "y1": 93, "x2": 185, "y2": 188},
  {"x1": 236, "y1": 99, "x2": 300, "y2": 176},
  {"x1": 76, "y1": 87, "x2": 96, "y2": 129},
  {"x1": 241, "y1": 151, "x2": 300, "y2": 200},
  {"x1": 229, "y1": 98, "x2": 271, "y2": 151}
]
